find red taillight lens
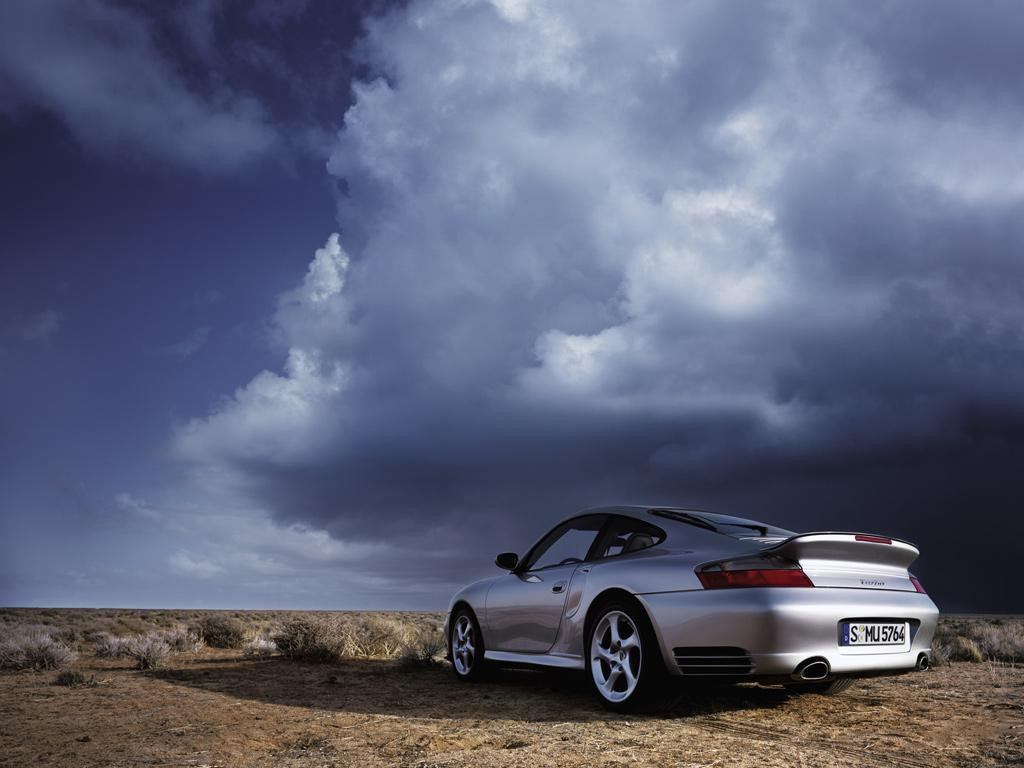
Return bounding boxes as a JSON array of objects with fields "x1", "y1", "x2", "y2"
[
  {"x1": 697, "y1": 568, "x2": 814, "y2": 589},
  {"x1": 855, "y1": 534, "x2": 892, "y2": 544},
  {"x1": 909, "y1": 575, "x2": 926, "y2": 594}
]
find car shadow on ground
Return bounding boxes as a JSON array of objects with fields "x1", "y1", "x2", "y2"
[{"x1": 150, "y1": 656, "x2": 793, "y2": 722}]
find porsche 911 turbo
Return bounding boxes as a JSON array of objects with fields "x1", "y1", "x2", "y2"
[{"x1": 444, "y1": 506, "x2": 938, "y2": 711}]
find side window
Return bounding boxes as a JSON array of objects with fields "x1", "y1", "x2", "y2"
[
  {"x1": 527, "y1": 516, "x2": 605, "y2": 570},
  {"x1": 592, "y1": 516, "x2": 665, "y2": 559}
]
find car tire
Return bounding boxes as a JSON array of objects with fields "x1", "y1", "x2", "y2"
[
  {"x1": 586, "y1": 599, "x2": 665, "y2": 712},
  {"x1": 785, "y1": 678, "x2": 855, "y2": 695},
  {"x1": 449, "y1": 607, "x2": 487, "y2": 682}
]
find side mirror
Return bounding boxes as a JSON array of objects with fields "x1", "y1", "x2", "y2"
[{"x1": 495, "y1": 552, "x2": 519, "y2": 571}]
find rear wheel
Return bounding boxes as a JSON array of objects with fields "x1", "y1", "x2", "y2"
[
  {"x1": 785, "y1": 678, "x2": 855, "y2": 695},
  {"x1": 586, "y1": 600, "x2": 664, "y2": 712},
  {"x1": 449, "y1": 607, "x2": 487, "y2": 681}
]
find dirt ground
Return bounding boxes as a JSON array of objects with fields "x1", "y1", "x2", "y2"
[{"x1": 1, "y1": 643, "x2": 1021, "y2": 768}]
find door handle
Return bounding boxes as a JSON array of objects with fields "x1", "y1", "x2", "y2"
[{"x1": 551, "y1": 581, "x2": 567, "y2": 593}]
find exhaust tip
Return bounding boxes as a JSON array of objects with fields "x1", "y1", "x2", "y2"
[
  {"x1": 916, "y1": 653, "x2": 930, "y2": 671},
  {"x1": 792, "y1": 657, "x2": 830, "y2": 681}
]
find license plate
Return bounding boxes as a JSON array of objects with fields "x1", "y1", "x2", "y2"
[{"x1": 840, "y1": 622, "x2": 908, "y2": 647}]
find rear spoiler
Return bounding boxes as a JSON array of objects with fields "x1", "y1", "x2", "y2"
[{"x1": 765, "y1": 532, "x2": 920, "y2": 571}]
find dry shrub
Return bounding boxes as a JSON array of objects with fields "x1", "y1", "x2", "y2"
[
  {"x1": 82, "y1": 628, "x2": 109, "y2": 645},
  {"x1": 111, "y1": 618, "x2": 150, "y2": 636},
  {"x1": 96, "y1": 628, "x2": 198, "y2": 665},
  {"x1": 932, "y1": 618, "x2": 1024, "y2": 665},
  {"x1": 124, "y1": 634, "x2": 171, "y2": 670},
  {"x1": 275, "y1": 615, "x2": 422, "y2": 662},
  {"x1": 93, "y1": 633, "x2": 130, "y2": 658},
  {"x1": 47, "y1": 627, "x2": 80, "y2": 648},
  {"x1": 274, "y1": 618, "x2": 340, "y2": 662},
  {"x1": 971, "y1": 622, "x2": 1024, "y2": 662},
  {"x1": 54, "y1": 670, "x2": 96, "y2": 688},
  {"x1": 243, "y1": 636, "x2": 277, "y2": 658},
  {"x1": 161, "y1": 628, "x2": 203, "y2": 653},
  {"x1": 196, "y1": 616, "x2": 246, "y2": 649},
  {"x1": 340, "y1": 615, "x2": 409, "y2": 657},
  {"x1": 0, "y1": 626, "x2": 77, "y2": 670},
  {"x1": 397, "y1": 625, "x2": 446, "y2": 668},
  {"x1": 947, "y1": 636, "x2": 984, "y2": 663}
]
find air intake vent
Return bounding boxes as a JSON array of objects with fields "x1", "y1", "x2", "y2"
[{"x1": 672, "y1": 646, "x2": 753, "y2": 675}]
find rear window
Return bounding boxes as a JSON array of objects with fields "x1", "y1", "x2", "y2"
[{"x1": 650, "y1": 509, "x2": 794, "y2": 540}]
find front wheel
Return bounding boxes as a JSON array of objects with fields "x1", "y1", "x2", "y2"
[
  {"x1": 587, "y1": 601, "x2": 664, "y2": 712},
  {"x1": 449, "y1": 608, "x2": 487, "y2": 681}
]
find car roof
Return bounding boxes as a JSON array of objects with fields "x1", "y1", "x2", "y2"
[
  {"x1": 575, "y1": 505, "x2": 701, "y2": 530},
  {"x1": 581, "y1": 504, "x2": 704, "y2": 521},
  {"x1": 579, "y1": 505, "x2": 794, "y2": 538}
]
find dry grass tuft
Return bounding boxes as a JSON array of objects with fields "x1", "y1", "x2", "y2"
[
  {"x1": 274, "y1": 615, "x2": 443, "y2": 663},
  {"x1": 397, "y1": 625, "x2": 446, "y2": 668},
  {"x1": 945, "y1": 636, "x2": 985, "y2": 663},
  {"x1": 54, "y1": 670, "x2": 96, "y2": 688}
]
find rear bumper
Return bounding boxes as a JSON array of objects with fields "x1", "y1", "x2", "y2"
[{"x1": 637, "y1": 587, "x2": 939, "y2": 678}]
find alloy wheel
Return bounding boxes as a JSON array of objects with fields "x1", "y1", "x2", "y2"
[
  {"x1": 452, "y1": 614, "x2": 476, "y2": 675},
  {"x1": 590, "y1": 610, "x2": 642, "y2": 702}
]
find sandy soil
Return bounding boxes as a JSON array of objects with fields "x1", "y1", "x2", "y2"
[{"x1": 1, "y1": 646, "x2": 1021, "y2": 768}]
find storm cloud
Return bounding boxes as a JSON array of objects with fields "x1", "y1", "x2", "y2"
[{"x1": 155, "y1": 0, "x2": 1024, "y2": 610}]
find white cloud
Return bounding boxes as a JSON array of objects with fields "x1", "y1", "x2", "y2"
[
  {"x1": 297, "y1": 233, "x2": 349, "y2": 305},
  {"x1": 115, "y1": 492, "x2": 161, "y2": 521},
  {"x1": 0, "y1": 0, "x2": 276, "y2": 171},
  {"x1": 175, "y1": 347, "x2": 347, "y2": 464},
  {"x1": 273, "y1": 233, "x2": 355, "y2": 351},
  {"x1": 155, "y1": 0, "x2": 1024, "y2": 605},
  {"x1": 174, "y1": 234, "x2": 352, "y2": 466},
  {"x1": 117, "y1": 481, "x2": 401, "y2": 598},
  {"x1": 168, "y1": 550, "x2": 225, "y2": 579}
]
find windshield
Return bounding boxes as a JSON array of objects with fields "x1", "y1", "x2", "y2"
[{"x1": 650, "y1": 509, "x2": 794, "y2": 540}]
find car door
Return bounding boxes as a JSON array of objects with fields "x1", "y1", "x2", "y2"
[{"x1": 485, "y1": 514, "x2": 606, "y2": 653}]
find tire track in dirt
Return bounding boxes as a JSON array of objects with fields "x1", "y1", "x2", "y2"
[{"x1": 693, "y1": 717, "x2": 937, "y2": 768}]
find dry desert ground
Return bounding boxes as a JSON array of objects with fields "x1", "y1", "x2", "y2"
[{"x1": 0, "y1": 609, "x2": 1021, "y2": 768}]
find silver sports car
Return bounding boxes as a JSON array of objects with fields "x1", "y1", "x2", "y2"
[{"x1": 444, "y1": 506, "x2": 938, "y2": 711}]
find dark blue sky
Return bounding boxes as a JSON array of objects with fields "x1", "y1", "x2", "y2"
[
  {"x1": 2, "y1": 0, "x2": 1024, "y2": 611},
  {"x1": 1, "y1": 0, "x2": 374, "y2": 607}
]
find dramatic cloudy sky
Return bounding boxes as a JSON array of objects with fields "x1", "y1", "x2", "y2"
[{"x1": 2, "y1": 0, "x2": 1023, "y2": 612}]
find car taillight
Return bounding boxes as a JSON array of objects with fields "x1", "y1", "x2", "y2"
[
  {"x1": 909, "y1": 575, "x2": 926, "y2": 594},
  {"x1": 697, "y1": 569, "x2": 814, "y2": 589},
  {"x1": 696, "y1": 555, "x2": 814, "y2": 589}
]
